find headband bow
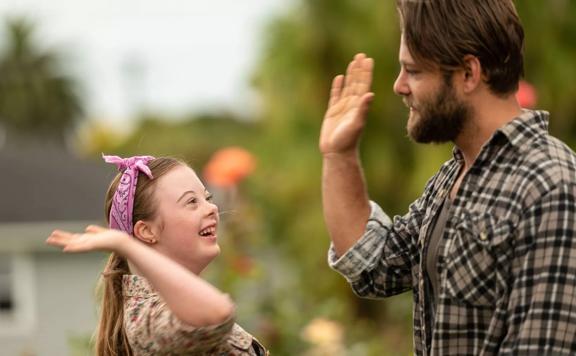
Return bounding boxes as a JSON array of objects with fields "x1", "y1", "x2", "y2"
[{"x1": 102, "y1": 154, "x2": 155, "y2": 235}]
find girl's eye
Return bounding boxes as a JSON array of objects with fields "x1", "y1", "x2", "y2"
[
  {"x1": 187, "y1": 198, "x2": 197, "y2": 205},
  {"x1": 206, "y1": 194, "x2": 214, "y2": 202}
]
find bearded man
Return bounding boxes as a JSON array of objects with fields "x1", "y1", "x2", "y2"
[{"x1": 320, "y1": 1, "x2": 576, "y2": 354}]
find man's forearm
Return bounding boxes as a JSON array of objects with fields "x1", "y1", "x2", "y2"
[{"x1": 322, "y1": 151, "x2": 371, "y2": 256}]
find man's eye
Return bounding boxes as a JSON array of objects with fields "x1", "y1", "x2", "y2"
[
  {"x1": 206, "y1": 194, "x2": 214, "y2": 202},
  {"x1": 187, "y1": 198, "x2": 197, "y2": 205},
  {"x1": 406, "y1": 68, "x2": 420, "y2": 75}
]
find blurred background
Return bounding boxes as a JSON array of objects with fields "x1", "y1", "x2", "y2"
[{"x1": 0, "y1": 0, "x2": 575, "y2": 355}]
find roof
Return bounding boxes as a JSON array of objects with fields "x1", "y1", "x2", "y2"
[{"x1": 0, "y1": 135, "x2": 114, "y2": 223}]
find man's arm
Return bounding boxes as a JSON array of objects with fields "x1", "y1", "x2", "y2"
[{"x1": 320, "y1": 53, "x2": 374, "y2": 256}]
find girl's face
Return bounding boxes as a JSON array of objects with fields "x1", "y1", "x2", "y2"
[{"x1": 148, "y1": 165, "x2": 220, "y2": 273}]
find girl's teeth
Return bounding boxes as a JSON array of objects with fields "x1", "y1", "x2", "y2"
[{"x1": 199, "y1": 227, "x2": 215, "y2": 237}]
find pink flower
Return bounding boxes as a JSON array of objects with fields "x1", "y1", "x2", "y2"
[{"x1": 516, "y1": 80, "x2": 538, "y2": 108}]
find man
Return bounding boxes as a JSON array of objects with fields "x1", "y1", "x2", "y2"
[{"x1": 320, "y1": 0, "x2": 576, "y2": 355}]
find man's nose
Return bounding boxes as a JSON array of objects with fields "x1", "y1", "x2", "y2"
[{"x1": 393, "y1": 70, "x2": 410, "y2": 96}]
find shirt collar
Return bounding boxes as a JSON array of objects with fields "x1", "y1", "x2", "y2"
[
  {"x1": 496, "y1": 109, "x2": 549, "y2": 149},
  {"x1": 122, "y1": 274, "x2": 155, "y2": 298},
  {"x1": 451, "y1": 109, "x2": 549, "y2": 161}
]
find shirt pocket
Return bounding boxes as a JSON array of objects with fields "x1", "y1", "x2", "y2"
[{"x1": 443, "y1": 211, "x2": 514, "y2": 307}]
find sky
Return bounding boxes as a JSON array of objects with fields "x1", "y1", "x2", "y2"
[{"x1": 0, "y1": 0, "x2": 291, "y2": 128}]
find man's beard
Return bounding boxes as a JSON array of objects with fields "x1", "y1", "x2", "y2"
[{"x1": 407, "y1": 78, "x2": 471, "y2": 144}]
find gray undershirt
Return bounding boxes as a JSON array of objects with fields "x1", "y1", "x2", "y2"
[{"x1": 425, "y1": 197, "x2": 452, "y2": 316}]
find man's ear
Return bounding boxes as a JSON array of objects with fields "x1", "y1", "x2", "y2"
[
  {"x1": 460, "y1": 54, "x2": 483, "y2": 93},
  {"x1": 133, "y1": 220, "x2": 158, "y2": 244}
]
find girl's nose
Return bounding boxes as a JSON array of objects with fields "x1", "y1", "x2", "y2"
[{"x1": 206, "y1": 200, "x2": 219, "y2": 217}]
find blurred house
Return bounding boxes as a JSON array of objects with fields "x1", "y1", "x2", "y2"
[{"x1": 0, "y1": 133, "x2": 112, "y2": 355}]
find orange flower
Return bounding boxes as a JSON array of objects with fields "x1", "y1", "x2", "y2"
[
  {"x1": 203, "y1": 147, "x2": 256, "y2": 188},
  {"x1": 231, "y1": 255, "x2": 255, "y2": 275}
]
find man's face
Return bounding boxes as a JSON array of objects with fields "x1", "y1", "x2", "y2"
[{"x1": 393, "y1": 37, "x2": 471, "y2": 144}]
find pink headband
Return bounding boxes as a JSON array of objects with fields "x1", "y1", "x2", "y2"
[{"x1": 102, "y1": 154, "x2": 155, "y2": 235}]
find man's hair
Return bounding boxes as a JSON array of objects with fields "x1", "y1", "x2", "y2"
[{"x1": 396, "y1": 0, "x2": 524, "y2": 96}]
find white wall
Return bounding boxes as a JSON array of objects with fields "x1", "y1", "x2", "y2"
[{"x1": 0, "y1": 251, "x2": 106, "y2": 356}]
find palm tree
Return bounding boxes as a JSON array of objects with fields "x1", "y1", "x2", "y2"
[{"x1": 0, "y1": 17, "x2": 83, "y2": 140}]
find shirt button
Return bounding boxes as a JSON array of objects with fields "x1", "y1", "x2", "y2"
[{"x1": 480, "y1": 231, "x2": 488, "y2": 241}]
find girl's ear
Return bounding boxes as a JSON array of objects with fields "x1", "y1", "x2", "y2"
[{"x1": 133, "y1": 220, "x2": 158, "y2": 245}]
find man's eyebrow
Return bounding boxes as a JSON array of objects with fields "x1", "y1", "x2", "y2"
[{"x1": 177, "y1": 190, "x2": 196, "y2": 203}]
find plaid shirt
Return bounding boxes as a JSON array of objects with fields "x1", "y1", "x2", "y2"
[{"x1": 329, "y1": 110, "x2": 576, "y2": 355}]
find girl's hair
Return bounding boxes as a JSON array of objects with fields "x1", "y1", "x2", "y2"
[{"x1": 95, "y1": 157, "x2": 185, "y2": 356}]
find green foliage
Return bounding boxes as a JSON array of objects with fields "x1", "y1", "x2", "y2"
[
  {"x1": 100, "y1": 113, "x2": 259, "y2": 167},
  {"x1": 516, "y1": 0, "x2": 576, "y2": 141},
  {"x1": 0, "y1": 17, "x2": 83, "y2": 139}
]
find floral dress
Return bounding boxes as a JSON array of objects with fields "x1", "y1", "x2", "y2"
[{"x1": 122, "y1": 274, "x2": 268, "y2": 355}]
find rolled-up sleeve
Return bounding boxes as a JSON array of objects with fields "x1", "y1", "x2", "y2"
[
  {"x1": 328, "y1": 201, "x2": 393, "y2": 282},
  {"x1": 328, "y1": 197, "x2": 423, "y2": 298}
]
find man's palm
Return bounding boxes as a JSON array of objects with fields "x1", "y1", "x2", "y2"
[{"x1": 320, "y1": 53, "x2": 374, "y2": 155}]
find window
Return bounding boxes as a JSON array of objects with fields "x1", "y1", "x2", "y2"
[
  {"x1": 0, "y1": 254, "x2": 14, "y2": 322},
  {"x1": 0, "y1": 253, "x2": 35, "y2": 335}
]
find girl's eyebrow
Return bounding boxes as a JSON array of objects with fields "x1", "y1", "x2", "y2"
[
  {"x1": 177, "y1": 190, "x2": 196, "y2": 203},
  {"x1": 177, "y1": 189, "x2": 210, "y2": 202}
]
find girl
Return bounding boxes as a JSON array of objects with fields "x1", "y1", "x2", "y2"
[{"x1": 46, "y1": 155, "x2": 268, "y2": 355}]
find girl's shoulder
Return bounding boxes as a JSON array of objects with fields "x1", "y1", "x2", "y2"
[
  {"x1": 122, "y1": 274, "x2": 268, "y2": 355},
  {"x1": 228, "y1": 323, "x2": 269, "y2": 355},
  {"x1": 122, "y1": 274, "x2": 155, "y2": 298}
]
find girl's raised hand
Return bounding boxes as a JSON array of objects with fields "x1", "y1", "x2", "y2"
[{"x1": 46, "y1": 225, "x2": 131, "y2": 254}]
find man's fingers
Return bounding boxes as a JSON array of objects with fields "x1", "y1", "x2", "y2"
[
  {"x1": 356, "y1": 57, "x2": 374, "y2": 95},
  {"x1": 341, "y1": 58, "x2": 357, "y2": 98},
  {"x1": 328, "y1": 75, "x2": 344, "y2": 108},
  {"x1": 350, "y1": 53, "x2": 366, "y2": 96},
  {"x1": 342, "y1": 53, "x2": 370, "y2": 99},
  {"x1": 357, "y1": 92, "x2": 375, "y2": 119}
]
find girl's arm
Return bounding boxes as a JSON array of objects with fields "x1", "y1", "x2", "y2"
[{"x1": 46, "y1": 225, "x2": 234, "y2": 327}]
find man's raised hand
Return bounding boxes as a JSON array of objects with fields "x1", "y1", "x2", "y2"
[{"x1": 320, "y1": 53, "x2": 374, "y2": 156}]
